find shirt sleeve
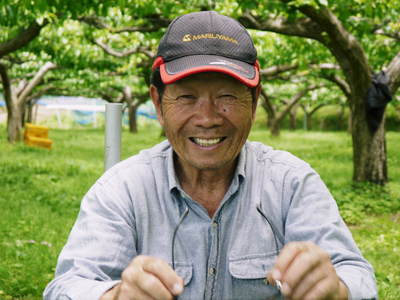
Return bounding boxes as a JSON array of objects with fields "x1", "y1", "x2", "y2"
[
  {"x1": 43, "y1": 173, "x2": 137, "y2": 300},
  {"x1": 282, "y1": 165, "x2": 378, "y2": 300}
]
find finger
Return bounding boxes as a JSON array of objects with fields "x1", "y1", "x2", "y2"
[
  {"x1": 282, "y1": 248, "x2": 323, "y2": 294},
  {"x1": 290, "y1": 264, "x2": 328, "y2": 300},
  {"x1": 271, "y1": 242, "x2": 312, "y2": 281},
  {"x1": 140, "y1": 256, "x2": 184, "y2": 296},
  {"x1": 136, "y1": 270, "x2": 177, "y2": 300},
  {"x1": 117, "y1": 281, "x2": 155, "y2": 300},
  {"x1": 121, "y1": 265, "x2": 171, "y2": 300},
  {"x1": 265, "y1": 272, "x2": 282, "y2": 291},
  {"x1": 123, "y1": 256, "x2": 183, "y2": 299},
  {"x1": 301, "y1": 276, "x2": 337, "y2": 300}
]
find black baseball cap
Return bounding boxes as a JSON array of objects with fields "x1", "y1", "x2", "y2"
[{"x1": 152, "y1": 11, "x2": 260, "y2": 87}]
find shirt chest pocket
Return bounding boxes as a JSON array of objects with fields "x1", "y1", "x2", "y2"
[{"x1": 229, "y1": 254, "x2": 282, "y2": 300}]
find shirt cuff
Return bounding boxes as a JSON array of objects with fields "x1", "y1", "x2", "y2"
[
  {"x1": 67, "y1": 279, "x2": 121, "y2": 300},
  {"x1": 336, "y1": 268, "x2": 377, "y2": 300}
]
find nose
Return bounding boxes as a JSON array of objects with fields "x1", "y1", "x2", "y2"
[{"x1": 192, "y1": 97, "x2": 224, "y2": 128}]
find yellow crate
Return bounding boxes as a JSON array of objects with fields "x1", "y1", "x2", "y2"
[
  {"x1": 24, "y1": 135, "x2": 53, "y2": 150},
  {"x1": 24, "y1": 123, "x2": 49, "y2": 139},
  {"x1": 24, "y1": 123, "x2": 53, "y2": 149}
]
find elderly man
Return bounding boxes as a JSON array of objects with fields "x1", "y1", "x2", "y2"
[{"x1": 44, "y1": 11, "x2": 377, "y2": 300}]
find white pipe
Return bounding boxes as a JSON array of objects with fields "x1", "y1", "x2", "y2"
[{"x1": 104, "y1": 103, "x2": 122, "y2": 171}]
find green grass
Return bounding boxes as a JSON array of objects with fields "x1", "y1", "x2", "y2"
[{"x1": 0, "y1": 124, "x2": 399, "y2": 299}]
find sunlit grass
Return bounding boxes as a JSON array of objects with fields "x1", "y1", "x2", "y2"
[
  {"x1": 0, "y1": 124, "x2": 399, "y2": 299},
  {"x1": 351, "y1": 214, "x2": 400, "y2": 299}
]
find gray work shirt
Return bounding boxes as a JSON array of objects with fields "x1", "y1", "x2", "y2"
[{"x1": 44, "y1": 140, "x2": 377, "y2": 300}]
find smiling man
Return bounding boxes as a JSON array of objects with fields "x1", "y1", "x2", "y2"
[{"x1": 44, "y1": 11, "x2": 377, "y2": 300}]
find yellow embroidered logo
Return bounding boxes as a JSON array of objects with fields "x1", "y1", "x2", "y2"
[
  {"x1": 182, "y1": 33, "x2": 238, "y2": 44},
  {"x1": 182, "y1": 34, "x2": 192, "y2": 42}
]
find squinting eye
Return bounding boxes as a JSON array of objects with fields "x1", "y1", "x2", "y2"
[
  {"x1": 218, "y1": 95, "x2": 237, "y2": 102},
  {"x1": 177, "y1": 95, "x2": 196, "y2": 101}
]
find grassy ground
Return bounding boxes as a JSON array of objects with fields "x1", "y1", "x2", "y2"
[{"x1": 0, "y1": 123, "x2": 399, "y2": 299}]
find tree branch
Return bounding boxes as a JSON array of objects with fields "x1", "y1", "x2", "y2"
[
  {"x1": 297, "y1": 5, "x2": 371, "y2": 94},
  {"x1": 374, "y1": 28, "x2": 400, "y2": 41},
  {"x1": 2, "y1": 54, "x2": 27, "y2": 65},
  {"x1": 100, "y1": 90, "x2": 124, "y2": 103},
  {"x1": 18, "y1": 62, "x2": 57, "y2": 105},
  {"x1": 260, "y1": 87, "x2": 276, "y2": 118},
  {"x1": 0, "y1": 20, "x2": 49, "y2": 58},
  {"x1": 79, "y1": 14, "x2": 169, "y2": 33},
  {"x1": 276, "y1": 84, "x2": 322, "y2": 123},
  {"x1": 26, "y1": 85, "x2": 55, "y2": 103},
  {"x1": 310, "y1": 63, "x2": 340, "y2": 70},
  {"x1": 260, "y1": 63, "x2": 299, "y2": 77},
  {"x1": 91, "y1": 38, "x2": 136, "y2": 57},
  {"x1": 0, "y1": 63, "x2": 13, "y2": 110},
  {"x1": 239, "y1": 11, "x2": 324, "y2": 40},
  {"x1": 321, "y1": 73, "x2": 351, "y2": 99},
  {"x1": 386, "y1": 52, "x2": 400, "y2": 94},
  {"x1": 310, "y1": 103, "x2": 326, "y2": 116},
  {"x1": 122, "y1": 86, "x2": 132, "y2": 103},
  {"x1": 14, "y1": 79, "x2": 28, "y2": 98},
  {"x1": 91, "y1": 38, "x2": 154, "y2": 58}
]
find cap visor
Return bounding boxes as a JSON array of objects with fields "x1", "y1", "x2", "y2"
[{"x1": 160, "y1": 55, "x2": 259, "y2": 87}]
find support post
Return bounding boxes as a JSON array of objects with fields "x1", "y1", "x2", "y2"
[{"x1": 104, "y1": 103, "x2": 122, "y2": 171}]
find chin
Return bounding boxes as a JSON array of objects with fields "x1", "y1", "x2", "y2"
[{"x1": 190, "y1": 160, "x2": 230, "y2": 171}]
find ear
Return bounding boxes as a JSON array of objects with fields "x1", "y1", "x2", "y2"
[{"x1": 150, "y1": 84, "x2": 164, "y2": 126}]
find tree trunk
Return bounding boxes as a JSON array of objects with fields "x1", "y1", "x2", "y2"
[
  {"x1": 307, "y1": 104, "x2": 325, "y2": 131},
  {"x1": 303, "y1": 112, "x2": 309, "y2": 130},
  {"x1": 0, "y1": 62, "x2": 56, "y2": 143},
  {"x1": 262, "y1": 101, "x2": 275, "y2": 128},
  {"x1": 270, "y1": 120, "x2": 280, "y2": 136},
  {"x1": 128, "y1": 103, "x2": 138, "y2": 133},
  {"x1": 347, "y1": 109, "x2": 352, "y2": 134},
  {"x1": 306, "y1": 113, "x2": 312, "y2": 130},
  {"x1": 337, "y1": 103, "x2": 345, "y2": 124},
  {"x1": 260, "y1": 89, "x2": 275, "y2": 128},
  {"x1": 289, "y1": 104, "x2": 298, "y2": 130},
  {"x1": 26, "y1": 100, "x2": 33, "y2": 124},
  {"x1": 289, "y1": 112, "x2": 296, "y2": 130},
  {"x1": 7, "y1": 100, "x2": 23, "y2": 143},
  {"x1": 240, "y1": 5, "x2": 398, "y2": 184},
  {"x1": 351, "y1": 94, "x2": 387, "y2": 184}
]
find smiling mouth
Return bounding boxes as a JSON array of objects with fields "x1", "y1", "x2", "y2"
[{"x1": 190, "y1": 137, "x2": 226, "y2": 147}]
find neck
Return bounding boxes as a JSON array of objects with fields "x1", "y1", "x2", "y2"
[{"x1": 175, "y1": 155, "x2": 237, "y2": 217}]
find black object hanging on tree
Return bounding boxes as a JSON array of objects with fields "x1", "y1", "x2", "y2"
[{"x1": 365, "y1": 71, "x2": 392, "y2": 133}]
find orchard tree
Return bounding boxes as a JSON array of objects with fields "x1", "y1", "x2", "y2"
[
  {"x1": 81, "y1": 14, "x2": 157, "y2": 133},
  {"x1": 261, "y1": 81, "x2": 324, "y2": 136},
  {"x1": 0, "y1": 13, "x2": 54, "y2": 142},
  {"x1": 299, "y1": 86, "x2": 343, "y2": 130},
  {"x1": 238, "y1": 0, "x2": 400, "y2": 184},
  {"x1": 0, "y1": 0, "x2": 120, "y2": 142},
  {"x1": 0, "y1": 58, "x2": 56, "y2": 142},
  {"x1": 76, "y1": 3, "x2": 208, "y2": 133}
]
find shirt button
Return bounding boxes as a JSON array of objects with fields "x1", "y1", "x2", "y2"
[{"x1": 209, "y1": 267, "x2": 216, "y2": 275}]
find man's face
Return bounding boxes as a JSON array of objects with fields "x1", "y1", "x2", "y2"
[{"x1": 151, "y1": 72, "x2": 258, "y2": 173}]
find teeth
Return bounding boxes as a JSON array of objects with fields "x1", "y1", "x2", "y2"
[{"x1": 193, "y1": 137, "x2": 223, "y2": 147}]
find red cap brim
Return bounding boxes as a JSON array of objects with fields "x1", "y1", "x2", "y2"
[{"x1": 153, "y1": 55, "x2": 260, "y2": 87}]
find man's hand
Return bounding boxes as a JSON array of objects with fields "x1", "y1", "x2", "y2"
[
  {"x1": 267, "y1": 242, "x2": 348, "y2": 300},
  {"x1": 101, "y1": 255, "x2": 184, "y2": 300}
]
